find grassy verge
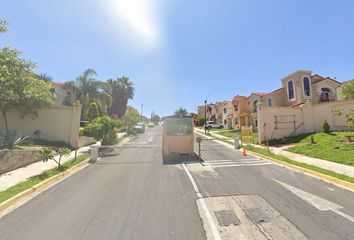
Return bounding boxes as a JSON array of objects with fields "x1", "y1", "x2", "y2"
[
  {"x1": 243, "y1": 145, "x2": 354, "y2": 184},
  {"x1": 0, "y1": 154, "x2": 89, "y2": 204},
  {"x1": 285, "y1": 132, "x2": 354, "y2": 165}
]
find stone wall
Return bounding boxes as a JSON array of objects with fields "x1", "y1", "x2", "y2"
[{"x1": 0, "y1": 150, "x2": 38, "y2": 175}]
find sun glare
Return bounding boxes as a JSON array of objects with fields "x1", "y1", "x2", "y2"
[{"x1": 108, "y1": 0, "x2": 160, "y2": 47}]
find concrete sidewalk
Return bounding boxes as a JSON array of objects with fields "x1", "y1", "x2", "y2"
[
  {"x1": 0, "y1": 145, "x2": 91, "y2": 192},
  {"x1": 195, "y1": 128, "x2": 354, "y2": 178}
]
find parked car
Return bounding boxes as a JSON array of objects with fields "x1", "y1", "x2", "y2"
[
  {"x1": 148, "y1": 122, "x2": 155, "y2": 128},
  {"x1": 205, "y1": 121, "x2": 223, "y2": 129},
  {"x1": 134, "y1": 122, "x2": 146, "y2": 133}
]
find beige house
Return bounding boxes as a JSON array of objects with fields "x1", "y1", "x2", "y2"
[
  {"x1": 51, "y1": 82, "x2": 76, "y2": 107},
  {"x1": 255, "y1": 70, "x2": 353, "y2": 142},
  {"x1": 247, "y1": 93, "x2": 267, "y2": 130},
  {"x1": 263, "y1": 70, "x2": 342, "y2": 108}
]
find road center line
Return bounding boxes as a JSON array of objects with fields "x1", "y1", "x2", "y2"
[{"x1": 182, "y1": 163, "x2": 221, "y2": 240}]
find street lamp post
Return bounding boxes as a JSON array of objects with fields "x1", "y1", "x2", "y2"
[{"x1": 204, "y1": 100, "x2": 207, "y2": 134}]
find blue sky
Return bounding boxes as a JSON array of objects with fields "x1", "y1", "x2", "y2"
[{"x1": 1, "y1": 0, "x2": 354, "y2": 116}]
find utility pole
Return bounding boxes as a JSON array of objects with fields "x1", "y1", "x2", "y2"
[
  {"x1": 204, "y1": 99, "x2": 207, "y2": 134},
  {"x1": 141, "y1": 104, "x2": 143, "y2": 122}
]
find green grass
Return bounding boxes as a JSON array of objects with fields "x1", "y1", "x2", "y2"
[
  {"x1": 284, "y1": 132, "x2": 354, "y2": 165},
  {"x1": 216, "y1": 130, "x2": 241, "y2": 138},
  {"x1": 0, "y1": 154, "x2": 89, "y2": 204},
  {"x1": 243, "y1": 145, "x2": 354, "y2": 184}
]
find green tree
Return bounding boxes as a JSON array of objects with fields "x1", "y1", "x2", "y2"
[
  {"x1": 66, "y1": 69, "x2": 111, "y2": 120},
  {"x1": 106, "y1": 77, "x2": 134, "y2": 117},
  {"x1": 0, "y1": 19, "x2": 8, "y2": 34},
  {"x1": 121, "y1": 111, "x2": 141, "y2": 135},
  {"x1": 0, "y1": 47, "x2": 53, "y2": 136},
  {"x1": 342, "y1": 80, "x2": 354, "y2": 100},
  {"x1": 37, "y1": 72, "x2": 53, "y2": 82},
  {"x1": 83, "y1": 116, "x2": 120, "y2": 143},
  {"x1": 39, "y1": 147, "x2": 71, "y2": 169},
  {"x1": 175, "y1": 107, "x2": 188, "y2": 115},
  {"x1": 86, "y1": 102, "x2": 99, "y2": 121}
]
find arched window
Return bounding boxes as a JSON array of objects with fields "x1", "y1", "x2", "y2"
[
  {"x1": 303, "y1": 77, "x2": 311, "y2": 97},
  {"x1": 288, "y1": 80, "x2": 295, "y2": 100},
  {"x1": 320, "y1": 87, "x2": 331, "y2": 102}
]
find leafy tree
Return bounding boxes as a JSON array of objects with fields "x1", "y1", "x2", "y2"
[
  {"x1": 342, "y1": 80, "x2": 354, "y2": 100},
  {"x1": 175, "y1": 107, "x2": 188, "y2": 115},
  {"x1": 86, "y1": 102, "x2": 99, "y2": 121},
  {"x1": 152, "y1": 114, "x2": 160, "y2": 124},
  {"x1": 0, "y1": 47, "x2": 53, "y2": 136},
  {"x1": 39, "y1": 147, "x2": 71, "y2": 169},
  {"x1": 121, "y1": 111, "x2": 141, "y2": 135},
  {"x1": 106, "y1": 77, "x2": 134, "y2": 117},
  {"x1": 0, "y1": 19, "x2": 8, "y2": 34},
  {"x1": 66, "y1": 69, "x2": 111, "y2": 120},
  {"x1": 83, "y1": 116, "x2": 120, "y2": 142}
]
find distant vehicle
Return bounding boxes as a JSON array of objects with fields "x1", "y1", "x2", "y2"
[
  {"x1": 134, "y1": 122, "x2": 145, "y2": 133},
  {"x1": 205, "y1": 121, "x2": 223, "y2": 129},
  {"x1": 148, "y1": 122, "x2": 155, "y2": 128}
]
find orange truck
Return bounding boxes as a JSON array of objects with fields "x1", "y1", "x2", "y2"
[{"x1": 162, "y1": 115, "x2": 194, "y2": 163}]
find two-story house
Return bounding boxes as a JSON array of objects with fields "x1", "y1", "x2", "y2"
[
  {"x1": 232, "y1": 95, "x2": 249, "y2": 129},
  {"x1": 263, "y1": 70, "x2": 342, "y2": 108},
  {"x1": 247, "y1": 93, "x2": 267, "y2": 130}
]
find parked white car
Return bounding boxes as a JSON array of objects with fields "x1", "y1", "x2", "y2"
[{"x1": 205, "y1": 121, "x2": 223, "y2": 129}]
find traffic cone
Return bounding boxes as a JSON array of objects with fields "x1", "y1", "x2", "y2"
[{"x1": 243, "y1": 148, "x2": 247, "y2": 156}]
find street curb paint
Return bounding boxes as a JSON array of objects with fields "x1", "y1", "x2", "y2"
[{"x1": 0, "y1": 157, "x2": 90, "y2": 213}]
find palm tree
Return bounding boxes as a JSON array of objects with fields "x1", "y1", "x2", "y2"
[
  {"x1": 106, "y1": 77, "x2": 134, "y2": 117},
  {"x1": 66, "y1": 69, "x2": 111, "y2": 120}
]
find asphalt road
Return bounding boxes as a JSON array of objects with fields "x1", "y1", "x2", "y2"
[
  {"x1": 0, "y1": 126, "x2": 354, "y2": 240},
  {"x1": 0, "y1": 126, "x2": 205, "y2": 240}
]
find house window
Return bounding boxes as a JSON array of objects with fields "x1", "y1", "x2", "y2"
[
  {"x1": 303, "y1": 77, "x2": 311, "y2": 97},
  {"x1": 287, "y1": 80, "x2": 295, "y2": 101},
  {"x1": 252, "y1": 100, "x2": 258, "y2": 113},
  {"x1": 320, "y1": 88, "x2": 331, "y2": 102},
  {"x1": 267, "y1": 98, "x2": 272, "y2": 106},
  {"x1": 234, "y1": 105, "x2": 238, "y2": 112},
  {"x1": 224, "y1": 119, "x2": 227, "y2": 125},
  {"x1": 223, "y1": 108, "x2": 227, "y2": 114}
]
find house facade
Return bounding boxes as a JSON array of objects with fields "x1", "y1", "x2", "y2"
[
  {"x1": 232, "y1": 95, "x2": 249, "y2": 129},
  {"x1": 51, "y1": 82, "x2": 76, "y2": 107}
]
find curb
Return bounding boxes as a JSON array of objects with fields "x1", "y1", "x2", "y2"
[
  {"x1": 245, "y1": 150, "x2": 354, "y2": 192},
  {"x1": 194, "y1": 129, "x2": 354, "y2": 192},
  {"x1": 0, "y1": 157, "x2": 90, "y2": 213}
]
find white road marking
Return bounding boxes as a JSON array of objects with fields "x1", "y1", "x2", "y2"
[
  {"x1": 212, "y1": 163, "x2": 272, "y2": 168},
  {"x1": 182, "y1": 164, "x2": 221, "y2": 240},
  {"x1": 273, "y1": 179, "x2": 354, "y2": 223},
  {"x1": 326, "y1": 187, "x2": 335, "y2": 191}
]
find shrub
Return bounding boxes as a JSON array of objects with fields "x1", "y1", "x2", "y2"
[
  {"x1": 121, "y1": 111, "x2": 141, "y2": 135},
  {"x1": 79, "y1": 127, "x2": 84, "y2": 136},
  {"x1": 83, "y1": 116, "x2": 120, "y2": 142},
  {"x1": 86, "y1": 102, "x2": 100, "y2": 121},
  {"x1": 322, "y1": 120, "x2": 331, "y2": 134},
  {"x1": 101, "y1": 128, "x2": 119, "y2": 145}
]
